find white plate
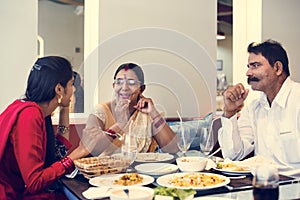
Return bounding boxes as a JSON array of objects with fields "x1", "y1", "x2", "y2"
[
  {"x1": 82, "y1": 187, "x2": 111, "y2": 199},
  {"x1": 135, "y1": 163, "x2": 178, "y2": 176},
  {"x1": 156, "y1": 172, "x2": 230, "y2": 190},
  {"x1": 213, "y1": 167, "x2": 252, "y2": 176},
  {"x1": 135, "y1": 153, "x2": 174, "y2": 162},
  {"x1": 89, "y1": 173, "x2": 154, "y2": 187}
]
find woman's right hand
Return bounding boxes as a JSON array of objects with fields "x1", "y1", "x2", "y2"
[{"x1": 114, "y1": 99, "x2": 130, "y2": 129}]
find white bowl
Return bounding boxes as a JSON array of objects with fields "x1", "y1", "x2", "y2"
[
  {"x1": 110, "y1": 186, "x2": 154, "y2": 200},
  {"x1": 176, "y1": 156, "x2": 208, "y2": 172}
]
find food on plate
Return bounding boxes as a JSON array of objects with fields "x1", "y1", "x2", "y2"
[
  {"x1": 113, "y1": 173, "x2": 144, "y2": 186},
  {"x1": 154, "y1": 187, "x2": 196, "y2": 200},
  {"x1": 216, "y1": 162, "x2": 250, "y2": 172},
  {"x1": 167, "y1": 173, "x2": 226, "y2": 187}
]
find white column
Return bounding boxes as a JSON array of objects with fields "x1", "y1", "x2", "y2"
[{"x1": 233, "y1": 0, "x2": 262, "y2": 105}]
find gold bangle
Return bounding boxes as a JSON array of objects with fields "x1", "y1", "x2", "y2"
[{"x1": 57, "y1": 125, "x2": 70, "y2": 134}]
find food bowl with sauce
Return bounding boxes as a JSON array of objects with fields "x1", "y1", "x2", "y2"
[
  {"x1": 176, "y1": 156, "x2": 208, "y2": 172},
  {"x1": 110, "y1": 186, "x2": 154, "y2": 200}
]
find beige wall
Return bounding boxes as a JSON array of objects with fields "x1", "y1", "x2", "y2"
[
  {"x1": 84, "y1": 0, "x2": 217, "y2": 118},
  {"x1": 233, "y1": 0, "x2": 262, "y2": 104},
  {"x1": 0, "y1": 0, "x2": 37, "y2": 112},
  {"x1": 262, "y1": 0, "x2": 300, "y2": 82},
  {"x1": 4, "y1": 0, "x2": 299, "y2": 117}
]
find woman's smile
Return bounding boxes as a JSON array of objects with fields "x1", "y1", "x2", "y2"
[{"x1": 119, "y1": 93, "x2": 132, "y2": 99}]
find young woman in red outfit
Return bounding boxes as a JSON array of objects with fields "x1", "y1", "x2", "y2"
[{"x1": 0, "y1": 56, "x2": 86, "y2": 199}]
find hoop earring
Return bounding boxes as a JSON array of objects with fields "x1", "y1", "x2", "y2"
[{"x1": 58, "y1": 95, "x2": 62, "y2": 104}]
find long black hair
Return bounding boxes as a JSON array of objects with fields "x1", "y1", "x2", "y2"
[
  {"x1": 25, "y1": 56, "x2": 73, "y2": 167},
  {"x1": 25, "y1": 56, "x2": 73, "y2": 103}
]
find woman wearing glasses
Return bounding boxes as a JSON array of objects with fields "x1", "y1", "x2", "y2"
[{"x1": 77, "y1": 63, "x2": 178, "y2": 157}]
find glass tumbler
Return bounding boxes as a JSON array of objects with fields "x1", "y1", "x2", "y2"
[{"x1": 252, "y1": 164, "x2": 279, "y2": 200}]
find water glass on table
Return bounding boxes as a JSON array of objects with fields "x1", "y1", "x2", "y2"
[
  {"x1": 252, "y1": 164, "x2": 279, "y2": 200},
  {"x1": 175, "y1": 125, "x2": 192, "y2": 156},
  {"x1": 121, "y1": 134, "x2": 137, "y2": 172},
  {"x1": 199, "y1": 127, "x2": 214, "y2": 156}
]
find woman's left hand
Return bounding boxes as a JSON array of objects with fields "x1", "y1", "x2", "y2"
[{"x1": 133, "y1": 96, "x2": 155, "y2": 114}]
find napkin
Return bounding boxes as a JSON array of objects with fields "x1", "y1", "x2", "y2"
[
  {"x1": 82, "y1": 187, "x2": 111, "y2": 199},
  {"x1": 239, "y1": 155, "x2": 293, "y2": 171},
  {"x1": 205, "y1": 159, "x2": 217, "y2": 170}
]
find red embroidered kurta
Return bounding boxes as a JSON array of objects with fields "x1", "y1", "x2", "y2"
[{"x1": 0, "y1": 100, "x2": 66, "y2": 199}]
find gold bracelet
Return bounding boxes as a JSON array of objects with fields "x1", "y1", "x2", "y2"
[{"x1": 57, "y1": 125, "x2": 70, "y2": 134}]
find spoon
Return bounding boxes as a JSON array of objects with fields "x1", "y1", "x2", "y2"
[{"x1": 206, "y1": 147, "x2": 222, "y2": 159}]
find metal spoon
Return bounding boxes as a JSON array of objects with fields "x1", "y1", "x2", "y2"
[{"x1": 206, "y1": 147, "x2": 222, "y2": 159}]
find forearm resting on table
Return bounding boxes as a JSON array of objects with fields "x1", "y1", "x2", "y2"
[
  {"x1": 154, "y1": 125, "x2": 179, "y2": 153},
  {"x1": 68, "y1": 143, "x2": 89, "y2": 160}
]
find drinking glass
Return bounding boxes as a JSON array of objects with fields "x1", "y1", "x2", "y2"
[
  {"x1": 174, "y1": 125, "x2": 192, "y2": 156},
  {"x1": 199, "y1": 127, "x2": 214, "y2": 156},
  {"x1": 252, "y1": 165, "x2": 279, "y2": 200},
  {"x1": 121, "y1": 133, "x2": 137, "y2": 172}
]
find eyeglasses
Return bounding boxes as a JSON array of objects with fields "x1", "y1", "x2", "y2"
[{"x1": 113, "y1": 78, "x2": 141, "y2": 86}]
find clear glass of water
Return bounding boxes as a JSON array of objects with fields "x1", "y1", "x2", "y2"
[
  {"x1": 199, "y1": 127, "x2": 214, "y2": 156},
  {"x1": 121, "y1": 133, "x2": 137, "y2": 171}
]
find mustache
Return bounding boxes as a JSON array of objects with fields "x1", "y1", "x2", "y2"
[{"x1": 247, "y1": 76, "x2": 260, "y2": 84}]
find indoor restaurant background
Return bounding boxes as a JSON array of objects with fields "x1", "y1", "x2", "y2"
[{"x1": 1, "y1": 0, "x2": 300, "y2": 121}]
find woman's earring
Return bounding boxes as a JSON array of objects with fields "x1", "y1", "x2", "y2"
[{"x1": 58, "y1": 95, "x2": 62, "y2": 104}]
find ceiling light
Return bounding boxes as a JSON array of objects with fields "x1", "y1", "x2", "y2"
[
  {"x1": 217, "y1": 30, "x2": 226, "y2": 40},
  {"x1": 217, "y1": 21, "x2": 226, "y2": 40}
]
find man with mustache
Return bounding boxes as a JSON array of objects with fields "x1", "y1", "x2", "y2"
[{"x1": 218, "y1": 40, "x2": 300, "y2": 177}]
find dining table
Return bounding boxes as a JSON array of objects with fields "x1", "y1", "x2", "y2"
[{"x1": 61, "y1": 153, "x2": 300, "y2": 200}]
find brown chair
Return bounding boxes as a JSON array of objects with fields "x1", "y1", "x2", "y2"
[{"x1": 210, "y1": 117, "x2": 223, "y2": 157}]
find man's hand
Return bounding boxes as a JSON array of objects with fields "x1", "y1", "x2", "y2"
[{"x1": 223, "y1": 83, "x2": 249, "y2": 118}]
